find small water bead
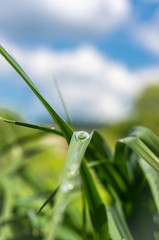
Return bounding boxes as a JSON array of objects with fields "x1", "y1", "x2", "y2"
[
  {"x1": 75, "y1": 131, "x2": 90, "y2": 142},
  {"x1": 67, "y1": 163, "x2": 79, "y2": 177},
  {"x1": 61, "y1": 181, "x2": 74, "y2": 193}
]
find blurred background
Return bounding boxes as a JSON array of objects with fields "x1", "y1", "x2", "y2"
[
  {"x1": 0, "y1": 0, "x2": 159, "y2": 126},
  {"x1": 0, "y1": 1, "x2": 159, "y2": 239}
]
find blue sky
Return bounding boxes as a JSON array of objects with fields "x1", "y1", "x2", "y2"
[{"x1": 0, "y1": 0, "x2": 159, "y2": 124}]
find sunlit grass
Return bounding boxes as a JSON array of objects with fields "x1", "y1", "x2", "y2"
[{"x1": 0, "y1": 45, "x2": 159, "y2": 239}]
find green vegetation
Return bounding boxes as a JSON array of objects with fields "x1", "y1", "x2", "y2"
[{"x1": 0, "y1": 45, "x2": 159, "y2": 239}]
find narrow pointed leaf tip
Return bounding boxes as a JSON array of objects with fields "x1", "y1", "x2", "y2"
[
  {"x1": 0, "y1": 116, "x2": 63, "y2": 136},
  {"x1": 0, "y1": 45, "x2": 73, "y2": 142},
  {"x1": 120, "y1": 126, "x2": 159, "y2": 172}
]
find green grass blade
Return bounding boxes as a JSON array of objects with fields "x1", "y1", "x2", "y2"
[
  {"x1": 36, "y1": 187, "x2": 58, "y2": 214},
  {"x1": 0, "y1": 45, "x2": 110, "y2": 239},
  {"x1": 0, "y1": 45, "x2": 73, "y2": 142},
  {"x1": 114, "y1": 141, "x2": 130, "y2": 181},
  {"x1": 107, "y1": 202, "x2": 134, "y2": 240},
  {"x1": 82, "y1": 184, "x2": 87, "y2": 240},
  {"x1": 120, "y1": 136, "x2": 159, "y2": 171},
  {"x1": 0, "y1": 116, "x2": 63, "y2": 136},
  {"x1": 139, "y1": 158, "x2": 159, "y2": 213},
  {"x1": 46, "y1": 130, "x2": 93, "y2": 240},
  {"x1": 86, "y1": 132, "x2": 128, "y2": 199},
  {"x1": 89, "y1": 131, "x2": 113, "y2": 160},
  {"x1": 53, "y1": 76, "x2": 72, "y2": 126},
  {"x1": 130, "y1": 126, "x2": 159, "y2": 157},
  {"x1": 80, "y1": 161, "x2": 110, "y2": 240}
]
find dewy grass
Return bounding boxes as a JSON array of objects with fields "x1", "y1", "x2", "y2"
[
  {"x1": 1, "y1": 44, "x2": 159, "y2": 239},
  {"x1": 46, "y1": 131, "x2": 93, "y2": 240},
  {"x1": 0, "y1": 45, "x2": 110, "y2": 239}
]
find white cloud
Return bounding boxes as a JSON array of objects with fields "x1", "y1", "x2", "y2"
[
  {"x1": 0, "y1": 0, "x2": 131, "y2": 41},
  {"x1": 134, "y1": 24, "x2": 159, "y2": 55},
  {"x1": 132, "y1": 9, "x2": 159, "y2": 55},
  {"x1": 1, "y1": 40, "x2": 159, "y2": 124},
  {"x1": 41, "y1": 0, "x2": 130, "y2": 31}
]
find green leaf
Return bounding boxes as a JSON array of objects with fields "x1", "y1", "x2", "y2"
[
  {"x1": 0, "y1": 116, "x2": 63, "y2": 136},
  {"x1": 139, "y1": 159, "x2": 159, "y2": 213},
  {"x1": 107, "y1": 202, "x2": 134, "y2": 240},
  {"x1": 87, "y1": 131, "x2": 128, "y2": 200},
  {"x1": 0, "y1": 45, "x2": 110, "y2": 239},
  {"x1": 36, "y1": 188, "x2": 58, "y2": 214},
  {"x1": 53, "y1": 76, "x2": 72, "y2": 126},
  {"x1": 88, "y1": 131, "x2": 113, "y2": 160},
  {"x1": 0, "y1": 45, "x2": 72, "y2": 142},
  {"x1": 120, "y1": 126, "x2": 159, "y2": 172},
  {"x1": 80, "y1": 161, "x2": 110, "y2": 240},
  {"x1": 46, "y1": 131, "x2": 93, "y2": 240}
]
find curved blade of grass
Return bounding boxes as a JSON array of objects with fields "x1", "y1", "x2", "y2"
[
  {"x1": 130, "y1": 126, "x2": 159, "y2": 156},
  {"x1": 46, "y1": 130, "x2": 93, "y2": 240},
  {"x1": 53, "y1": 76, "x2": 72, "y2": 126},
  {"x1": 82, "y1": 184, "x2": 87, "y2": 240},
  {"x1": 86, "y1": 131, "x2": 128, "y2": 199},
  {"x1": 0, "y1": 45, "x2": 110, "y2": 239},
  {"x1": 0, "y1": 45, "x2": 72, "y2": 142},
  {"x1": 80, "y1": 162, "x2": 110, "y2": 240},
  {"x1": 114, "y1": 141, "x2": 130, "y2": 181},
  {"x1": 120, "y1": 127, "x2": 159, "y2": 171},
  {"x1": 0, "y1": 116, "x2": 63, "y2": 136},
  {"x1": 88, "y1": 131, "x2": 113, "y2": 160},
  {"x1": 107, "y1": 202, "x2": 134, "y2": 240},
  {"x1": 88, "y1": 133, "x2": 133, "y2": 239},
  {"x1": 139, "y1": 158, "x2": 159, "y2": 213}
]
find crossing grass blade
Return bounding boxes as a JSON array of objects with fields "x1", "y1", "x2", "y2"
[
  {"x1": 0, "y1": 116, "x2": 63, "y2": 136},
  {"x1": 0, "y1": 45, "x2": 72, "y2": 142},
  {"x1": 120, "y1": 126, "x2": 159, "y2": 171},
  {"x1": 86, "y1": 131, "x2": 128, "y2": 200},
  {"x1": 0, "y1": 45, "x2": 110, "y2": 239},
  {"x1": 107, "y1": 202, "x2": 134, "y2": 240},
  {"x1": 87, "y1": 131, "x2": 113, "y2": 160},
  {"x1": 53, "y1": 76, "x2": 72, "y2": 126},
  {"x1": 36, "y1": 188, "x2": 58, "y2": 214},
  {"x1": 139, "y1": 158, "x2": 159, "y2": 213},
  {"x1": 88, "y1": 133, "x2": 134, "y2": 239}
]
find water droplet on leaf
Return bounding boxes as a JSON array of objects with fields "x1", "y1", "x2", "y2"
[
  {"x1": 75, "y1": 131, "x2": 90, "y2": 142},
  {"x1": 61, "y1": 181, "x2": 74, "y2": 193}
]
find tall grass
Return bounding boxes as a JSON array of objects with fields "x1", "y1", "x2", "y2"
[{"x1": 0, "y1": 45, "x2": 159, "y2": 239}]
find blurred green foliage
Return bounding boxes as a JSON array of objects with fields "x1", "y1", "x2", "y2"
[
  {"x1": 1, "y1": 84, "x2": 159, "y2": 239},
  {"x1": 101, "y1": 84, "x2": 159, "y2": 149}
]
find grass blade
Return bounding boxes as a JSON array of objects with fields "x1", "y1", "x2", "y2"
[
  {"x1": 0, "y1": 116, "x2": 63, "y2": 136},
  {"x1": 53, "y1": 76, "x2": 72, "y2": 126},
  {"x1": 107, "y1": 202, "x2": 134, "y2": 240},
  {"x1": 139, "y1": 158, "x2": 159, "y2": 213},
  {"x1": 120, "y1": 126, "x2": 159, "y2": 172},
  {"x1": 80, "y1": 162, "x2": 110, "y2": 240},
  {"x1": 0, "y1": 45, "x2": 110, "y2": 239},
  {"x1": 87, "y1": 132, "x2": 128, "y2": 200},
  {"x1": 46, "y1": 130, "x2": 93, "y2": 240},
  {"x1": 0, "y1": 45, "x2": 72, "y2": 142},
  {"x1": 36, "y1": 187, "x2": 58, "y2": 214}
]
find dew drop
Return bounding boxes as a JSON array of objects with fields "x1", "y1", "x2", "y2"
[
  {"x1": 61, "y1": 181, "x2": 74, "y2": 193},
  {"x1": 67, "y1": 163, "x2": 79, "y2": 177},
  {"x1": 75, "y1": 131, "x2": 90, "y2": 142}
]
